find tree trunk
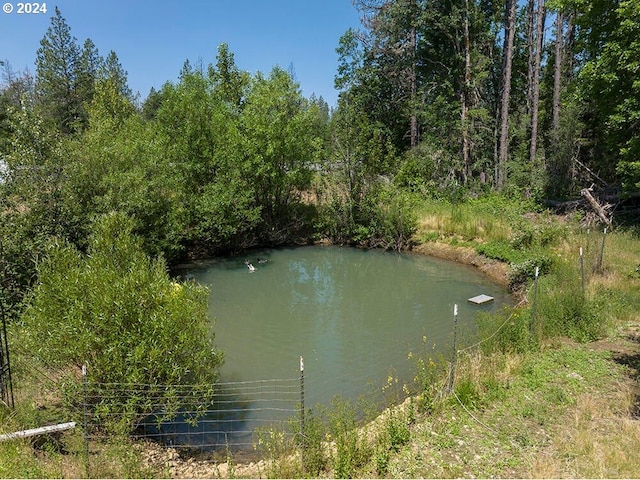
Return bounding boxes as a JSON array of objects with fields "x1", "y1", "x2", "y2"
[
  {"x1": 529, "y1": 0, "x2": 546, "y2": 164},
  {"x1": 526, "y1": 0, "x2": 535, "y2": 114},
  {"x1": 461, "y1": 0, "x2": 472, "y2": 183},
  {"x1": 497, "y1": 0, "x2": 517, "y2": 189},
  {"x1": 564, "y1": 12, "x2": 575, "y2": 79},
  {"x1": 581, "y1": 188, "x2": 613, "y2": 226},
  {"x1": 409, "y1": 19, "x2": 418, "y2": 149},
  {"x1": 552, "y1": 11, "x2": 564, "y2": 133}
]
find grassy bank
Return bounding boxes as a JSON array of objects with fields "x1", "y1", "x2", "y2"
[
  {"x1": 2, "y1": 195, "x2": 640, "y2": 478},
  {"x1": 383, "y1": 196, "x2": 640, "y2": 477}
]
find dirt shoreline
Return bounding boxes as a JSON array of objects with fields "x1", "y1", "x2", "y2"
[{"x1": 411, "y1": 241, "x2": 510, "y2": 287}]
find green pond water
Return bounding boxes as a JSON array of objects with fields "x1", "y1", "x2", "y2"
[{"x1": 189, "y1": 246, "x2": 510, "y2": 413}]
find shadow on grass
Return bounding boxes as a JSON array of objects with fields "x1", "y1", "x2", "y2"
[{"x1": 609, "y1": 330, "x2": 640, "y2": 418}]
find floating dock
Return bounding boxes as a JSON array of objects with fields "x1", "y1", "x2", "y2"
[{"x1": 468, "y1": 294, "x2": 494, "y2": 305}]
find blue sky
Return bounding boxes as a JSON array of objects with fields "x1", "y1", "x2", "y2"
[{"x1": 0, "y1": 1, "x2": 363, "y2": 106}]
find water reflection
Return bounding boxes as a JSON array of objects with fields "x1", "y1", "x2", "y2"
[{"x1": 180, "y1": 246, "x2": 509, "y2": 449}]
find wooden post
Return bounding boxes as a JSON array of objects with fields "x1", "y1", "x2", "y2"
[{"x1": 597, "y1": 227, "x2": 607, "y2": 273}]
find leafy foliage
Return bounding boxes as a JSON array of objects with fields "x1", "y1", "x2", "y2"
[
  {"x1": 576, "y1": 0, "x2": 640, "y2": 191},
  {"x1": 20, "y1": 212, "x2": 221, "y2": 397}
]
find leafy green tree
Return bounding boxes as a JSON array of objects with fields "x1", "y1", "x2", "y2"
[
  {"x1": 576, "y1": 0, "x2": 640, "y2": 191},
  {"x1": 348, "y1": 0, "x2": 421, "y2": 150},
  {"x1": 239, "y1": 67, "x2": 321, "y2": 242},
  {"x1": 208, "y1": 43, "x2": 250, "y2": 108},
  {"x1": 335, "y1": 28, "x2": 364, "y2": 94},
  {"x1": 68, "y1": 79, "x2": 185, "y2": 259},
  {"x1": 88, "y1": 76, "x2": 136, "y2": 125},
  {"x1": 339, "y1": 3, "x2": 413, "y2": 155},
  {"x1": 1, "y1": 61, "x2": 34, "y2": 156},
  {"x1": 319, "y1": 94, "x2": 397, "y2": 244},
  {"x1": 20, "y1": 212, "x2": 221, "y2": 427},
  {"x1": 0, "y1": 104, "x2": 82, "y2": 315},
  {"x1": 339, "y1": 0, "x2": 505, "y2": 188},
  {"x1": 152, "y1": 65, "x2": 260, "y2": 253}
]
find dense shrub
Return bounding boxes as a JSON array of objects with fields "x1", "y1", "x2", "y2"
[
  {"x1": 476, "y1": 240, "x2": 526, "y2": 263},
  {"x1": 365, "y1": 185, "x2": 418, "y2": 251},
  {"x1": 508, "y1": 256, "x2": 554, "y2": 291},
  {"x1": 20, "y1": 212, "x2": 222, "y2": 429},
  {"x1": 317, "y1": 183, "x2": 418, "y2": 251}
]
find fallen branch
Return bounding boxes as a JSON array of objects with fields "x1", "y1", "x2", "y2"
[
  {"x1": 581, "y1": 187, "x2": 613, "y2": 226},
  {"x1": 543, "y1": 198, "x2": 584, "y2": 212},
  {"x1": 0, "y1": 422, "x2": 76, "y2": 442}
]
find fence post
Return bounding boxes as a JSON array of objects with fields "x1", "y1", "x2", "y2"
[
  {"x1": 446, "y1": 304, "x2": 458, "y2": 394},
  {"x1": 580, "y1": 247, "x2": 585, "y2": 296},
  {"x1": 82, "y1": 364, "x2": 89, "y2": 478},
  {"x1": 530, "y1": 266, "x2": 539, "y2": 339},
  {"x1": 597, "y1": 227, "x2": 607, "y2": 273},
  {"x1": 299, "y1": 355, "x2": 305, "y2": 471}
]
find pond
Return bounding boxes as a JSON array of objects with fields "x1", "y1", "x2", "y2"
[{"x1": 185, "y1": 246, "x2": 510, "y2": 438}]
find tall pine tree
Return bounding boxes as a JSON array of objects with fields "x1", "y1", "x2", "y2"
[{"x1": 35, "y1": 7, "x2": 101, "y2": 134}]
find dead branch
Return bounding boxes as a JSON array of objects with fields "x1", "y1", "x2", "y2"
[{"x1": 580, "y1": 187, "x2": 612, "y2": 226}]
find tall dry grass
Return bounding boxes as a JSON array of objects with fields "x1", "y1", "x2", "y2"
[{"x1": 531, "y1": 383, "x2": 640, "y2": 478}]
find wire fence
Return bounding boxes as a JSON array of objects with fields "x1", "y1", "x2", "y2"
[{"x1": 81, "y1": 368, "x2": 303, "y2": 452}]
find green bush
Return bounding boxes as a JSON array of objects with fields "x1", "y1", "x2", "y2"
[
  {"x1": 475, "y1": 239, "x2": 553, "y2": 291},
  {"x1": 300, "y1": 409, "x2": 328, "y2": 477},
  {"x1": 385, "y1": 409, "x2": 411, "y2": 452},
  {"x1": 327, "y1": 396, "x2": 372, "y2": 479},
  {"x1": 476, "y1": 240, "x2": 525, "y2": 263},
  {"x1": 20, "y1": 212, "x2": 222, "y2": 431},
  {"x1": 508, "y1": 255, "x2": 553, "y2": 290},
  {"x1": 454, "y1": 378, "x2": 481, "y2": 409},
  {"x1": 363, "y1": 185, "x2": 419, "y2": 251},
  {"x1": 509, "y1": 218, "x2": 566, "y2": 250},
  {"x1": 317, "y1": 183, "x2": 418, "y2": 252}
]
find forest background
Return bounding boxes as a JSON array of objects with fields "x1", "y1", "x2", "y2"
[{"x1": 3, "y1": 0, "x2": 639, "y2": 282}]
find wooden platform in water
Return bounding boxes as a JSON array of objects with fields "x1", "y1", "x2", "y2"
[{"x1": 468, "y1": 294, "x2": 494, "y2": 305}]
